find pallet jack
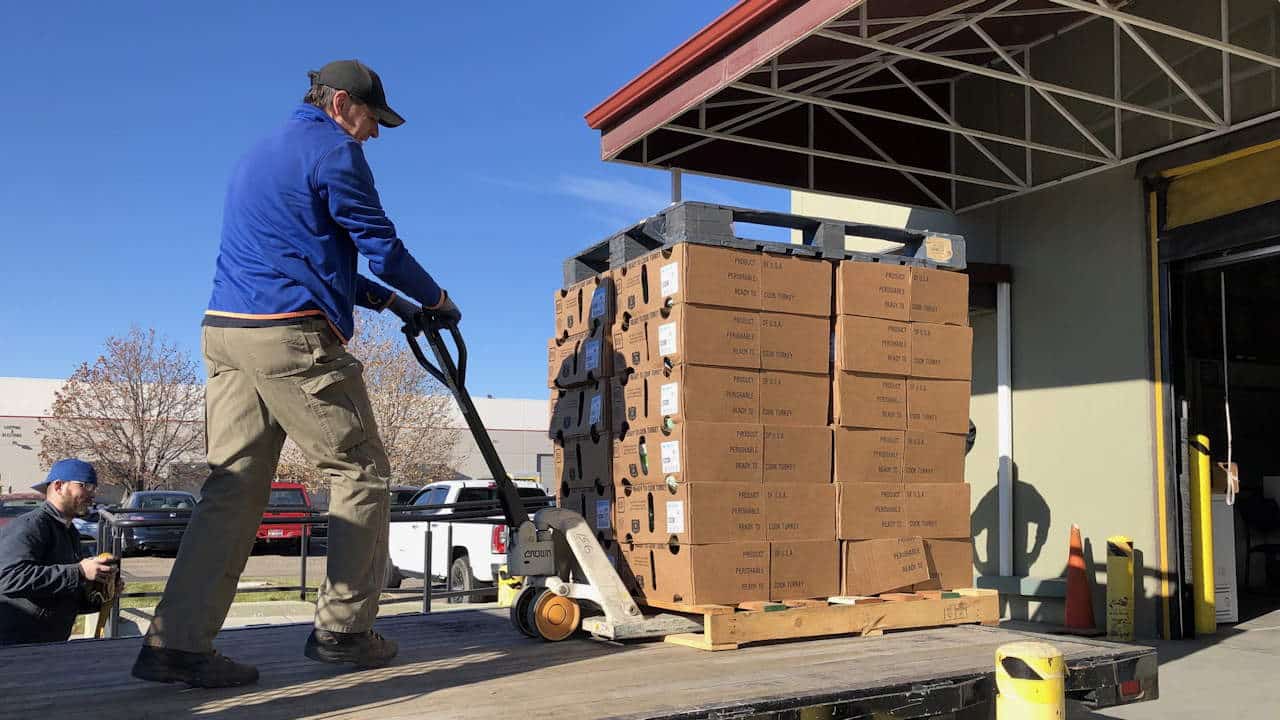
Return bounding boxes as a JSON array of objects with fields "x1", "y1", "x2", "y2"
[{"x1": 404, "y1": 316, "x2": 699, "y2": 642}]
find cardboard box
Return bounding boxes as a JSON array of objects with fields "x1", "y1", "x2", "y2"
[
  {"x1": 613, "y1": 304, "x2": 759, "y2": 372},
  {"x1": 559, "y1": 483, "x2": 615, "y2": 539},
  {"x1": 903, "y1": 430, "x2": 966, "y2": 484},
  {"x1": 552, "y1": 434, "x2": 611, "y2": 494},
  {"x1": 615, "y1": 244, "x2": 762, "y2": 317},
  {"x1": 613, "y1": 421, "x2": 762, "y2": 486},
  {"x1": 765, "y1": 484, "x2": 836, "y2": 541},
  {"x1": 547, "y1": 332, "x2": 613, "y2": 388},
  {"x1": 833, "y1": 373, "x2": 907, "y2": 430},
  {"x1": 834, "y1": 429, "x2": 905, "y2": 484},
  {"x1": 761, "y1": 312, "x2": 829, "y2": 373},
  {"x1": 910, "y1": 267, "x2": 969, "y2": 326},
  {"x1": 910, "y1": 324, "x2": 973, "y2": 380},
  {"x1": 763, "y1": 426, "x2": 832, "y2": 484},
  {"x1": 906, "y1": 379, "x2": 970, "y2": 434},
  {"x1": 554, "y1": 272, "x2": 613, "y2": 340},
  {"x1": 841, "y1": 537, "x2": 930, "y2": 596},
  {"x1": 761, "y1": 371, "x2": 830, "y2": 426},
  {"x1": 616, "y1": 482, "x2": 764, "y2": 544},
  {"x1": 761, "y1": 254, "x2": 833, "y2": 317},
  {"x1": 835, "y1": 315, "x2": 911, "y2": 375},
  {"x1": 612, "y1": 365, "x2": 759, "y2": 432},
  {"x1": 906, "y1": 483, "x2": 971, "y2": 538},
  {"x1": 771, "y1": 540, "x2": 839, "y2": 600},
  {"x1": 548, "y1": 382, "x2": 611, "y2": 441},
  {"x1": 914, "y1": 539, "x2": 974, "y2": 591},
  {"x1": 836, "y1": 261, "x2": 911, "y2": 320},
  {"x1": 623, "y1": 541, "x2": 770, "y2": 606}
]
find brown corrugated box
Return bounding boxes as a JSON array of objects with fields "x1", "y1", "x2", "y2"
[
  {"x1": 613, "y1": 304, "x2": 759, "y2": 372},
  {"x1": 836, "y1": 482, "x2": 972, "y2": 539},
  {"x1": 761, "y1": 312, "x2": 829, "y2": 373},
  {"x1": 553, "y1": 434, "x2": 612, "y2": 493},
  {"x1": 547, "y1": 332, "x2": 613, "y2": 388},
  {"x1": 548, "y1": 382, "x2": 611, "y2": 442},
  {"x1": 616, "y1": 482, "x2": 764, "y2": 544},
  {"x1": 909, "y1": 323, "x2": 973, "y2": 379},
  {"x1": 910, "y1": 267, "x2": 969, "y2": 326},
  {"x1": 836, "y1": 261, "x2": 911, "y2": 320},
  {"x1": 833, "y1": 372, "x2": 907, "y2": 430},
  {"x1": 903, "y1": 430, "x2": 966, "y2": 484},
  {"x1": 841, "y1": 537, "x2": 930, "y2": 596},
  {"x1": 765, "y1": 484, "x2": 836, "y2": 541},
  {"x1": 554, "y1": 272, "x2": 613, "y2": 340},
  {"x1": 771, "y1": 540, "x2": 839, "y2": 600},
  {"x1": 559, "y1": 482, "x2": 615, "y2": 539},
  {"x1": 761, "y1": 371, "x2": 830, "y2": 426},
  {"x1": 612, "y1": 365, "x2": 759, "y2": 431},
  {"x1": 906, "y1": 379, "x2": 970, "y2": 434},
  {"x1": 834, "y1": 429, "x2": 905, "y2": 484},
  {"x1": 761, "y1": 254, "x2": 833, "y2": 317},
  {"x1": 623, "y1": 541, "x2": 770, "y2": 606},
  {"x1": 763, "y1": 426, "x2": 832, "y2": 484},
  {"x1": 834, "y1": 315, "x2": 911, "y2": 375},
  {"x1": 615, "y1": 244, "x2": 762, "y2": 317},
  {"x1": 613, "y1": 421, "x2": 762, "y2": 486},
  {"x1": 914, "y1": 539, "x2": 974, "y2": 591}
]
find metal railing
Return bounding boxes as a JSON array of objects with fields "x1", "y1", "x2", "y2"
[{"x1": 93, "y1": 495, "x2": 553, "y2": 638}]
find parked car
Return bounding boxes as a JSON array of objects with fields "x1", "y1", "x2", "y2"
[
  {"x1": 0, "y1": 492, "x2": 44, "y2": 530},
  {"x1": 119, "y1": 491, "x2": 198, "y2": 556},
  {"x1": 256, "y1": 481, "x2": 312, "y2": 554},
  {"x1": 386, "y1": 479, "x2": 551, "y2": 601},
  {"x1": 390, "y1": 485, "x2": 422, "y2": 507},
  {"x1": 72, "y1": 506, "x2": 101, "y2": 555}
]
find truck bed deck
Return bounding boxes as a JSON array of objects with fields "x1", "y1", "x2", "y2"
[{"x1": 0, "y1": 610, "x2": 1155, "y2": 719}]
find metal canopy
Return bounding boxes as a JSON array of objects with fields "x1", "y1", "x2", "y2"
[{"x1": 588, "y1": 0, "x2": 1280, "y2": 212}]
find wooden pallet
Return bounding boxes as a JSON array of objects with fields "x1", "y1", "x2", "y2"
[{"x1": 643, "y1": 588, "x2": 999, "y2": 651}]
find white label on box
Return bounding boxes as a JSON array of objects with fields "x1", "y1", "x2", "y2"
[
  {"x1": 596, "y1": 500, "x2": 611, "y2": 530},
  {"x1": 661, "y1": 440, "x2": 681, "y2": 473},
  {"x1": 660, "y1": 262, "x2": 680, "y2": 297},
  {"x1": 589, "y1": 395, "x2": 603, "y2": 426},
  {"x1": 660, "y1": 382, "x2": 679, "y2": 415},
  {"x1": 666, "y1": 501, "x2": 685, "y2": 534},
  {"x1": 589, "y1": 286, "x2": 607, "y2": 320},
  {"x1": 657, "y1": 322, "x2": 678, "y2": 355},
  {"x1": 584, "y1": 338, "x2": 600, "y2": 372}
]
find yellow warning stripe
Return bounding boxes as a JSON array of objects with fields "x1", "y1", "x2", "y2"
[{"x1": 1148, "y1": 191, "x2": 1172, "y2": 641}]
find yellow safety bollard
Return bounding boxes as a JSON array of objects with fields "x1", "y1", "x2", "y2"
[
  {"x1": 1106, "y1": 536, "x2": 1135, "y2": 641},
  {"x1": 1188, "y1": 434, "x2": 1217, "y2": 635},
  {"x1": 496, "y1": 565, "x2": 523, "y2": 608},
  {"x1": 995, "y1": 641, "x2": 1065, "y2": 720}
]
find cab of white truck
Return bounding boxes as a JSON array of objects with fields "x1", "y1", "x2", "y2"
[{"x1": 386, "y1": 479, "x2": 550, "y2": 601}]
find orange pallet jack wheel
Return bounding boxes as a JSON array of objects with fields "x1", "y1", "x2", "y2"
[{"x1": 528, "y1": 590, "x2": 581, "y2": 641}]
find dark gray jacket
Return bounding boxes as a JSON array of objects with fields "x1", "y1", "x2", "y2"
[{"x1": 0, "y1": 502, "x2": 101, "y2": 645}]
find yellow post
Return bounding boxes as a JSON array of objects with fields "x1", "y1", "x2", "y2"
[
  {"x1": 496, "y1": 565, "x2": 522, "y2": 608},
  {"x1": 995, "y1": 641, "x2": 1065, "y2": 719},
  {"x1": 1189, "y1": 434, "x2": 1217, "y2": 635},
  {"x1": 1106, "y1": 536, "x2": 1134, "y2": 641}
]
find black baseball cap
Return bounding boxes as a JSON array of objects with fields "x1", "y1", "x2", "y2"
[{"x1": 309, "y1": 59, "x2": 405, "y2": 128}]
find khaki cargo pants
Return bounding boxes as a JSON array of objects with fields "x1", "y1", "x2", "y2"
[{"x1": 146, "y1": 317, "x2": 390, "y2": 653}]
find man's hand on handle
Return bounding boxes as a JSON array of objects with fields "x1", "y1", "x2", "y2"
[
  {"x1": 424, "y1": 290, "x2": 462, "y2": 326},
  {"x1": 79, "y1": 556, "x2": 116, "y2": 583},
  {"x1": 389, "y1": 290, "x2": 462, "y2": 331}
]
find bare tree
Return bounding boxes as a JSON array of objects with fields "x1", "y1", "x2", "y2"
[
  {"x1": 276, "y1": 313, "x2": 463, "y2": 496},
  {"x1": 38, "y1": 327, "x2": 205, "y2": 494}
]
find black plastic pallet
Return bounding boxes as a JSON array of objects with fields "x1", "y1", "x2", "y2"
[{"x1": 563, "y1": 201, "x2": 966, "y2": 285}]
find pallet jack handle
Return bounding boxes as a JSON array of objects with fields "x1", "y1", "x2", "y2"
[{"x1": 403, "y1": 318, "x2": 530, "y2": 528}]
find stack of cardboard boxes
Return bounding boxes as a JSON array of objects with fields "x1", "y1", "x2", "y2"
[{"x1": 548, "y1": 243, "x2": 973, "y2": 607}]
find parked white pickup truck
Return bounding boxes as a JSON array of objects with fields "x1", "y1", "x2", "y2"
[{"x1": 386, "y1": 479, "x2": 550, "y2": 601}]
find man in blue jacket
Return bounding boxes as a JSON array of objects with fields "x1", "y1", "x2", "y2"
[
  {"x1": 0, "y1": 459, "x2": 119, "y2": 646},
  {"x1": 133, "y1": 60, "x2": 459, "y2": 688}
]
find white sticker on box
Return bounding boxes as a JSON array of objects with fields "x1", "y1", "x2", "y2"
[
  {"x1": 589, "y1": 394, "x2": 603, "y2": 427},
  {"x1": 666, "y1": 501, "x2": 685, "y2": 534},
  {"x1": 660, "y1": 382, "x2": 679, "y2": 416},
  {"x1": 589, "y1": 286, "x2": 607, "y2": 320},
  {"x1": 661, "y1": 440, "x2": 681, "y2": 473},
  {"x1": 657, "y1": 322, "x2": 678, "y2": 356},
  {"x1": 660, "y1": 262, "x2": 680, "y2": 297},
  {"x1": 596, "y1": 500, "x2": 611, "y2": 530},
  {"x1": 584, "y1": 338, "x2": 600, "y2": 372}
]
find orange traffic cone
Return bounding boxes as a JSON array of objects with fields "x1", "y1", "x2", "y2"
[{"x1": 1060, "y1": 524, "x2": 1102, "y2": 636}]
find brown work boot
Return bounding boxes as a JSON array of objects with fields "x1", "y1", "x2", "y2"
[
  {"x1": 131, "y1": 645, "x2": 259, "y2": 688},
  {"x1": 304, "y1": 628, "x2": 398, "y2": 668}
]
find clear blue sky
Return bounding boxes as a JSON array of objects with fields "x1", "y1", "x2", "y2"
[{"x1": 0, "y1": 1, "x2": 786, "y2": 399}]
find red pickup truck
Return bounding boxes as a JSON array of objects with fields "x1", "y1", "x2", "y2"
[{"x1": 256, "y1": 481, "x2": 312, "y2": 554}]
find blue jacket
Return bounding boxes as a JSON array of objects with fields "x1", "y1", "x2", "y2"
[
  {"x1": 206, "y1": 104, "x2": 443, "y2": 341},
  {"x1": 0, "y1": 502, "x2": 101, "y2": 645}
]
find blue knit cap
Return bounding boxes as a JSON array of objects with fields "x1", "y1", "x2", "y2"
[{"x1": 34, "y1": 458, "x2": 98, "y2": 491}]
